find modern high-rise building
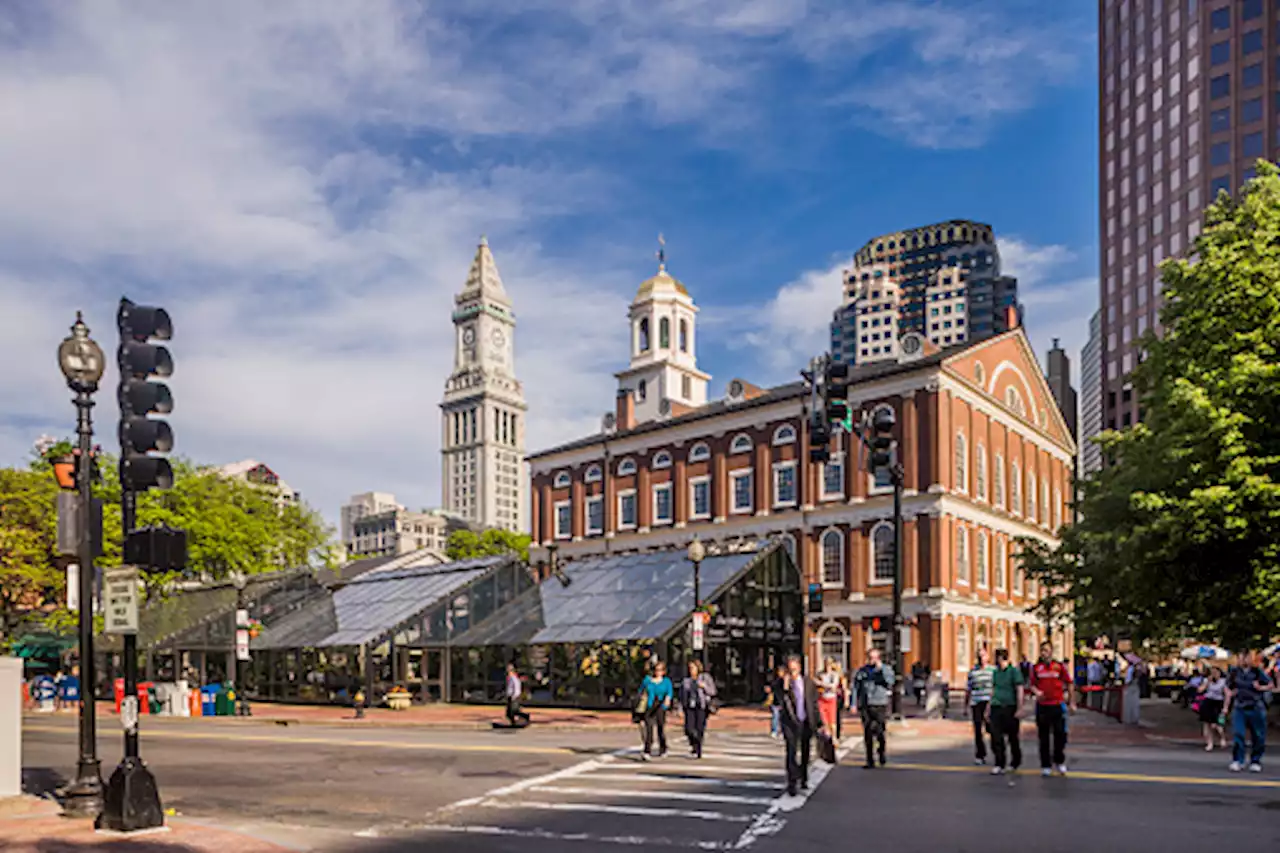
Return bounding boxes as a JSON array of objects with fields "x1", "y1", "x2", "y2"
[
  {"x1": 830, "y1": 219, "x2": 1023, "y2": 365},
  {"x1": 1045, "y1": 339, "x2": 1079, "y2": 443},
  {"x1": 1098, "y1": 0, "x2": 1274, "y2": 429},
  {"x1": 1080, "y1": 310, "x2": 1104, "y2": 476},
  {"x1": 441, "y1": 238, "x2": 528, "y2": 532}
]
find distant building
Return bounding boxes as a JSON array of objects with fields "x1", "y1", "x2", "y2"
[
  {"x1": 348, "y1": 506, "x2": 473, "y2": 560},
  {"x1": 340, "y1": 492, "x2": 401, "y2": 549},
  {"x1": 1045, "y1": 339, "x2": 1078, "y2": 442},
  {"x1": 215, "y1": 460, "x2": 298, "y2": 505},
  {"x1": 831, "y1": 220, "x2": 1023, "y2": 366},
  {"x1": 1079, "y1": 310, "x2": 1104, "y2": 477}
]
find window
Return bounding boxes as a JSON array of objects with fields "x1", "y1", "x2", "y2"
[
  {"x1": 821, "y1": 529, "x2": 844, "y2": 587},
  {"x1": 1243, "y1": 0, "x2": 1262, "y2": 21},
  {"x1": 682, "y1": 375, "x2": 692, "y2": 399},
  {"x1": 1242, "y1": 97, "x2": 1263, "y2": 123},
  {"x1": 1211, "y1": 176, "x2": 1232, "y2": 197},
  {"x1": 553, "y1": 471, "x2": 571, "y2": 489},
  {"x1": 1053, "y1": 487, "x2": 1063, "y2": 530},
  {"x1": 955, "y1": 432, "x2": 968, "y2": 492},
  {"x1": 977, "y1": 531, "x2": 989, "y2": 588},
  {"x1": 1244, "y1": 63, "x2": 1263, "y2": 88},
  {"x1": 689, "y1": 476, "x2": 711, "y2": 519},
  {"x1": 638, "y1": 318, "x2": 650, "y2": 352},
  {"x1": 1027, "y1": 470, "x2": 1038, "y2": 521},
  {"x1": 976, "y1": 443, "x2": 987, "y2": 500},
  {"x1": 617, "y1": 458, "x2": 637, "y2": 476},
  {"x1": 637, "y1": 380, "x2": 647, "y2": 402},
  {"x1": 1005, "y1": 386, "x2": 1025, "y2": 416},
  {"x1": 679, "y1": 319, "x2": 689, "y2": 352},
  {"x1": 1210, "y1": 6, "x2": 1229, "y2": 31},
  {"x1": 995, "y1": 538, "x2": 1007, "y2": 592},
  {"x1": 1013, "y1": 554, "x2": 1024, "y2": 595},
  {"x1": 822, "y1": 454, "x2": 844, "y2": 498},
  {"x1": 956, "y1": 526, "x2": 970, "y2": 584},
  {"x1": 772, "y1": 462, "x2": 797, "y2": 507},
  {"x1": 618, "y1": 490, "x2": 637, "y2": 529},
  {"x1": 688, "y1": 442, "x2": 711, "y2": 463},
  {"x1": 584, "y1": 465, "x2": 602, "y2": 484},
  {"x1": 1211, "y1": 106, "x2": 1231, "y2": 131},
  {"x1": 1210, "y1": 74, "x2": 1230, "y2": 99},
  {"x1": 659, "y1": 317, "x2": 670, "y2": 349},
  {"x1": 1243, "y1": 29, "x2": 1263, "y2": 55},
  {"x1": 652, "y1": 451, "x2": 672, "y2": 470},
  {"x1": 819, "y1": 624, "x2": 849, "y2": 671},
  {"x1": 872, "y1": 522, "x2": 895, "y2": 583},
  {"x1": 554, "y1": 500, "x2": 572, "y2": 540},
  {"x1": 957, "y1": 623, "x2": 970, "y2": 677},
  {"x1": 1011, "y1": 460, "x2": 1022, "y2": 514},
  {"x1": 653, "y1": 483, "x2": 673, "y2": 525},
  {"x1": 1244, "y1": 131, "x2": 1264, "y2": 157},
  {"x1": 974, "y1": 362, "x2": 986, "y2": 385},
  {"x1": 772, "y1": 424, "x2": 797, "y2": 445},
  {"x1": 1210, "y1": 40, "x2": 1230, "y2": 65},
  {"x1": 730, "y1": 470, "x2": 753, "y2": 513},
  {"x1": 730, "y1": 433, "x2": 753, "y2": 455},
  {"x1": 586, "y1": 496, "x2": 603, "y2": 535}
]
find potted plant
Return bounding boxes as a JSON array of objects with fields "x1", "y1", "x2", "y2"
[
  {"x1": 245, "y1": 619, "x2": 264, "y2": 639},
  {"x1": 385, "y1": 684, "x2": 412, "y2": 711},
  {"x1": 42, "y1": 440, "x2": 77, "y2": 490}
]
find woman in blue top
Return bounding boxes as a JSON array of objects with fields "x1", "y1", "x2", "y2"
[{"x1": 638, "y1": 660, "x2": 674, "y2": 760}]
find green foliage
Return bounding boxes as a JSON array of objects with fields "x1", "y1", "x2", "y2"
[
  {"x1": 1026, "y1": 162, "x2": 1280, "y2": 650},
  {"x1": 0, "y1": 467, "x2": 63, "y2": 643},
  {"x1": 446, "y1": 528, "x2": 531, "y2": 562}
]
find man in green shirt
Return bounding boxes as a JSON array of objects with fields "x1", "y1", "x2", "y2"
[{"x1": 988, "y1": 648, "x2": 1025, "y2": 775}]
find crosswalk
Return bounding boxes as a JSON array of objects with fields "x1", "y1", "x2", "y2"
[{"x1": 405, "y1": 733, "x2": 849, "y2": 850}]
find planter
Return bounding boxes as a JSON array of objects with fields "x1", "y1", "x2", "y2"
[
  {"x1": 52, "y1": 456, "x2": 76, "y2": 490},
  {"x1": 386, "y1": 693, "x2": 412, "y2": 711}
]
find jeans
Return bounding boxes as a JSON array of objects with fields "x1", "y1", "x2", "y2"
[
  {"x1": 642, "y1": 706, "x2": 668, "y2": 755},
  {"x1": 770, "y1": 705, "x2": 782, "y2": 736},
  {"x1": 970, "y1": 701, "x2": 989, "y2": 760},
  {"x1": 1232, "y1": 705, "x2": 1267, "y2": 765},
  {"x1": 684, "y1": 706, "x2": 708, "y2": 757},
  {"x1": 990, "y1": 705, "x2": 1022, "y2": 770},
  {"x1": 862, "y1": 705, "x2": 887, "y2": 765},
  {"x1": 1036, "y1": 704, "x2": 1067, "y2": 768}
]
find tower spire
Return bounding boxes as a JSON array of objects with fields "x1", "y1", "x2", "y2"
[{"x1": 656, "y1": 233, "x2": 666, "y2": 272}]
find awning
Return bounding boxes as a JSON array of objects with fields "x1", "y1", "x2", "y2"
[{"x1": 10, "y1": 633, "x2": 76, "y2": 659}]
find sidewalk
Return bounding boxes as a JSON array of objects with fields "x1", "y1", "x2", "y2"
[{"x1": 0, "y1": 796, "x2": 289, "y2": 852}]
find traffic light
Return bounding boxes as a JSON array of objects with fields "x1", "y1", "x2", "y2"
[
  {"x1": 117, "y1": 298, "x2": 174, "y2": 493},
  {"x1": 809, "y1": 413, "x2": 831, "y2": 464},
  {"x1": 807, "y1": 582, "x2": 823, "y2": 614},
  {"x1": 823, "y1": 362, "x2": 852, "y2": 432},
  {"x1": 869, "y1": 404, "x2": 896, "y2": 471}
]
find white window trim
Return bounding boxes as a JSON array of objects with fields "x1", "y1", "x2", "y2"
[
  {"x1": 820, "y1": 528, "x2": 845, "y2": 589},
  {"x1": 617, "y1": 489, "x2": 638, "y2": 530},
  {"x1": 585, "y1": 495, "x2": 604, "y2": 535},
  {"x1": 652, "y1": 451, "x2": 673, "y2": 470},
  {"x1": 1041, "y1": 481, "x2": 1050, "y2": 527},
  {"x1": 553, "y1": 471, "x2": 571, "y2": 489},
  {"x1": 584, "y1": 464, "x2": 602, "y2": 484},
  {"x1": 772, "y1": 424, "x2": 797, "y2": 446},
  {"x1": 688, "y1": 475, "x2": 711, "y2": 520},
  {"x1": 729, "y1": 467, "x2": 754, "y2": 515},
  {"x1": 688, "y1": 443, "x2": 711, "y2": 463},
  {"x1": 869, "y1": 521, "x2": 895, "y2": 586},
  {"x1": 617, "y1": 458, "x2": 637, "y2": 477},
  {"x1": 817, "y1": 621, "x2": 850, "y2": 668},
  {"x1": 772, "y1": 460, "x2": 798, "y2": 509},
  {"x1": 868, "y1": 469, "x2": 894, "y2": 496},
  {"x1": 1010, "y1": 462, "x2": 1022, "y2": 517},
  {"x1": 1027, "y1": 471, "x2": 1037, "y2": 521},
  {"x1": 956, "y1": 525, "x2": 970, "y2": 586},
  {"x1": 995, "y1": 538, "x2": 1007, "y2": 592},
  {"x1": 954, "y1": 431, "x2": 968, "y2": 494},
  {"x1": 976, "y1": 530, "x2": 989, "y2": 589},
  {"x1": 730, "y1": 433, "x2": 754, "y2": 455},
  {"x1": 553, "y1": 499, "x2": 572, "y2": 540},
  {"x1": 821, "y1": 452, "x2": 845, "y2": 500},
  {"x1": 993, "y1": 453, "x2": 1006, "y2": 509},
  {"x1": 1053, "y1": 487, "x2": 1063, "y2": 530},
  {"x1": 975, "y1": 444, "x2": 987, "y2": 502},
  {"x1": 652, "y1": 482, "x2": 674, "y2": 526}
]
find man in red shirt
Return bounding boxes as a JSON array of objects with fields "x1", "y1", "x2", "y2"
[{"x1": 1029, "y1": 641, "x2": 1076, "y2": 776}]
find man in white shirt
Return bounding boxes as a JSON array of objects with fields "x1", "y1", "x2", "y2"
[{"x1": 505, "y1": 664, "x2": 530, "y2": 728}]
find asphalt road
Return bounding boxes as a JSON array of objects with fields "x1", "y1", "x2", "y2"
[{"x1": 21, "y1": 715, "x2": 1280, "y2": 852}]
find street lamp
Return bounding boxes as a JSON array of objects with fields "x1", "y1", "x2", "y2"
[
  {"x1": 231, "y1": 574, "x2": 252, "y2": 717},
  {"x1": 57, "y1": 312, "x2": 105, "y2": 818},
  {"x1": 687, "y1": 535, "x2": 707, "y2": 668}
]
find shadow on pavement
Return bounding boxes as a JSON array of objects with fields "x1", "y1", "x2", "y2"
[{"x1": 21, "y1": 766, "x2": 68, "y2": 799}]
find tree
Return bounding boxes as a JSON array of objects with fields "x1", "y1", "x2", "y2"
[
  {"x1": 446, "y1": 528, "x2": 531, "y2": 562},
  {"x1": 0, "y1": 468, "x2": 63, "y2": 645},
  {"x1": 1024, "y1": 162, "x2": 1280, "y2": 649}
]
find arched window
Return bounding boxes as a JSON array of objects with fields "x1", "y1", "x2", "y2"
[
  {"x1": 976, "y1": 531, "x2": 989, "y2": 588},
  {"x1": 659, "y1": 317, "x2": 670, "y2": 349},
  {"x1": 956, "y1": 525, "x2": 970, "y2": 584},
  {"x1": 995, "y1": 538, "x2": 1007, "y2": 591},
  {"x1": 1005, "y1": 386, "x2": 1025, "y2": 417},
  {"x1": 772, "y1": 424, "x2": 797, "y2": 445},
  {"x1": 994, "y1": 453, "x2": 1006, "y2": 508},
  {"x1": 818, "y1": 623, "x2": 850, "y2": 673},
  {"x1": 652, "y1": 451, "x2": 672, "y2": 469},
  {"x1": 957, "y1": 623, "x2": 970, "y2": 677},
  {"x1": 1012, "y1": 542, "x2": 1024, "y2": 594},
  {"x1": 1053, "y1": 487, "x2": 1063, "y2": 530},
  {"x1": 1010, "y1": 460, "x2": 1022, "y2": 514},
  {"x1": 637, "y1": 379, "x2": 647, "y2": 402},
  {"x1": 638, "y1": 318, "x2": 650, "y2": 352},
  {"x1": 821, "y1": 529, "x2": 845, "y2": 586},
  {"x1": 553, "y1": 471, "x2": 571, "y2": 489},
  {"x1": 974, "y1": 362, "x2": 986, "y2": 385},
  {"x1": 617, "y1": 458, "x2": 637, "y2": 476},
  {"x1": 975, "y1": 443, "x2": 987, "y2": 500},
  {"x1": 955, "y1": 432, "x2": 968, "y2": 493},
  {"x1": 688, "y1": 442, "x2": 711, "y2": 463},
  {"x1": 584, "y1": 465, "x2": 602, "y2": 483},
  {"x1": 679, "y1": 319, "x2": 689, "y2": 352},
  {"x1": 872, "y1": 522, "x2": 895, "y2": 583},
  {"x1": 1027, "y1": 470, "x2": 1037, "y2": 520},
  {"x1": 730, "y1": 433, "x2": 753, "y2": 455}
]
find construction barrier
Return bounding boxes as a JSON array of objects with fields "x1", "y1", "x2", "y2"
[{"x1": 1079, "y1": 684, "x2": 1123, "y2": 720}]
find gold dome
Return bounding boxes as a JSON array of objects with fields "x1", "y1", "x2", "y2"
[{"x1": 635, "y1": 265, "x2": 689, "y2": 300}]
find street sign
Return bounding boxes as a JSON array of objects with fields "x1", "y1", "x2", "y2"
[
  {"x1": 120, "y1": 695, "x2": 139, "y2": 735},
  {"x1": 103, "y1": 566, "x2": 140, "y2": 635},
  {"x1": 235, "y1": 629, "x2": 250, "y2": 661},
  {"x1": 691, "y1": 612, "x2": 705, "y2": 651},
  {"x1": 900, "y1": 626, "x2": 912, "y2": 653},
  {"x1": 66, "y1": 563, "x2": 79, "y2": 612}
]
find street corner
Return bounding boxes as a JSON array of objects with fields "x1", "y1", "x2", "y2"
[{"x1": 0, "y1": 805, "x2": 295, "y2": 853}]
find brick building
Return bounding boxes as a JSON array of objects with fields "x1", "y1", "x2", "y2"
[{"x1": 528, "y1": 266, "x2": 1075, "y2": 684}]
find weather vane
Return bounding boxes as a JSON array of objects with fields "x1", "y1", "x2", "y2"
[{"x1": 656, "y1": 233, "x2": 666, "y2": 270}]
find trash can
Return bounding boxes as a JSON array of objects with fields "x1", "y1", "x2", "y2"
[
  {"x1": 214, "y1": 686, "x2": 234, "y2": 716},
  {"x1": 201, "y1": 685, "x2": 219, "y2": 717},
  {"x1": 145, "y1": 683, "x2": 159, "y2": 714}
]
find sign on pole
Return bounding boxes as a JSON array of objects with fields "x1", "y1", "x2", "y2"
[
  {"x1": 235, "y1": 630, "x2": 250, "y2": 661},
  {"x1": 103, "y1": 566, "x2": 140, "y2": 635},
  {"x1": 692, "y1": 612, "x2": 705, "y2": 651},
  {"x1": 66, "y1": 563, "x2": 79, "y2": 612}
]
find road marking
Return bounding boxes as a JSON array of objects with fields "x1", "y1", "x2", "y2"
[
  {"x1": 478, "y1": 799, "x2": 753, "y2": 823},
  {"x1": 636, "y1": 763, "x2": 780, "y2": 776},
  {"x1": 886, "y1": 762, "x2": 1280, "y2": 789},
  {"x1": 22, "y1": 724, "x2": 576, "y2": 757},
  {"x1": 585, "y1": 772, "x2": 785, "y2": 790},
  {"x1": 529, "y1": 785, "x2": 775, "y2": 806},
  {"x1": 419, "y1": 824, "x2": 736, "y2": 850},
  {"x1": 730, "y1": 744, "x2": 851, "y2": 850}
]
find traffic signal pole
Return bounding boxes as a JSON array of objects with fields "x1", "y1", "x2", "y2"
[{"x1": 890, "y1": 460, "x2": 904, "y2": 719}]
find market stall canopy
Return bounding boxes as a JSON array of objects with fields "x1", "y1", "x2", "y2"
[
  {"x1": 10, "y1": 632, "x2": 76, "y2": 660},
  {"x1": 1180, "y1": 644, "x2": 1228, "y2": 660}
]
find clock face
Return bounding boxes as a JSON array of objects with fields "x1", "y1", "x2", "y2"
[
  {"x1": 491, "y1": 328, "x2": 505, "y2": 348},
  {"x1": 462, "y1": 327, "x2": 476, "y2": 346}
]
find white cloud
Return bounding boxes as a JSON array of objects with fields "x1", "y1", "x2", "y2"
[{"x1": 998, "y1": 237, "x2": 1098, "y2": 384}]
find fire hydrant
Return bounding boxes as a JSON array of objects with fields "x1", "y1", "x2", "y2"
[{"x1": 354, "y1": 689, "x2": 366, "y2": 719}]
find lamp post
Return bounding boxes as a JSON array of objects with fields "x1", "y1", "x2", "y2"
[
  {"x1": 687, "y1": 535, "x2": 707, "y2": 669},
  {"x1": 232, "y1": 574, "x2": 252, "y2": 717},
  {"x1": 58, "y1": 312, "x2": 106, "y2": 818}
]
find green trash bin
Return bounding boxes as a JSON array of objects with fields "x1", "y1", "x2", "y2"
[
  {"x1": 215, "y1": 687, "x2": 235, "y2": 716},
  {"x1": 148, "y1": 684, "x2": 160, "y2": 714}
]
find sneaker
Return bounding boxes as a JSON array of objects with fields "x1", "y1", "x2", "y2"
[
  {"x1": 1041, "y1": 768, "x2": 1052, "y2": 777},
  {"x1": 641, "y1": 752, "x2": 650, "y2": 762},
  {"x1": 1228, "y1": 761, "x2": 1242, "y2": 772},
  {"x1": 1205, "y1": 744, "x2": 1214, "y2": 752},
  {"x1": 990, "y1": 767, "x2": 1004, "y2": 775},
  {"x1": 974, "y1": 757, "x2": 986, "y2": 765},
  {"x1": 1056, "y1": 764, "x2": 1068, "y2": 776},
  {"x1": 1249, "y1": 763, "x2": 1263, "y2": 773}
]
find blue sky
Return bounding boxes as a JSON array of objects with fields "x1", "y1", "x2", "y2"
[{"x1": 0, "y1": 0, "x2": 1100, "y2": 523}]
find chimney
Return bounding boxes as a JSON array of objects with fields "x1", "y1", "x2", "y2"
[
  {"x1": 616, "y1": 389, "x2": 636, "y2": 431},
  {"x1": 1005, "y1": 304, "x2": 1020, "y2": 330}
]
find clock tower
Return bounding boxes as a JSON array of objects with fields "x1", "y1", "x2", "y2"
[{"x1": 441, "y1": 237, "x2": 527, "y2": 532}]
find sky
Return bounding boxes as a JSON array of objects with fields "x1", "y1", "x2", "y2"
[{"x1": 0, "y1": 0, "x2": 1100, "y2": 525}]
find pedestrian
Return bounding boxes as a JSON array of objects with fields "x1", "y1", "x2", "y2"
[
  {"x1": 680, "y1": 659, "x2": 716, "y2": 758},
  {"x1": 53, "y1": 669, "x2": 66, "y2": 712},
  {"x1": 988, "y1": 648, "x2": 1024, "y2": 775},
  {"x1": 766, "y1": 663, "x2": 786, "y2": 739},
  {"x1": 779, "y1": 654, "x2": 822, "y2": 796},
  {"x1": 835, "y1": 664, "x2": 849, "y2": 742},
  {"x1": 1029, "y1": 641, "x2": 1075, "y2": 776},
  {"x1": 853, "y1": 647, "x2": 894, "y2": 768},
  {"x1": 1197, "y1": 666, "x2": 1228, "y2": 752},
  {"x1": 504, "y1": 663, "x2": 530, "y2": 728},
  {"x1": 1224, "y1": 649, "x2": 1274, "y2": 773},
  {"x1": 637, "y1": 660, "x2": 673, "y2": 761},
  {"x1": 817, "y1": 658, "x2": 841, "y2": 736},
  {"x1": 911, "y1": 660, "x2": 929, "y2": 707},
  {"x1": 965, "y1": 646, "x2": 995, "y2": 765},
  {"x1": 61, "y1": 665, "x2": 81, "y2": 713}
]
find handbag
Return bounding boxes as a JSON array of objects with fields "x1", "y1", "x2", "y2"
[
  {"x1": 817, "y1": 731, "x2": 837, "y2": 764},
  {"x1": 634, "y1": 688, "x2": 650, "y2": 715}
]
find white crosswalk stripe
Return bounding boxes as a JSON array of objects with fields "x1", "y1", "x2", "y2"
[{"x1": 388, "y1": 734, "x2": 850, "y2": 850}]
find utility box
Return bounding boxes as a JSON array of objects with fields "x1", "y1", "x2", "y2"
[{"x1": 0, "y1": 657, "x2": 21, "y2": 797}]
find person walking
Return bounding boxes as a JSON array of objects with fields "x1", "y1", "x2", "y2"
[
  {"x1": 965, "y1": 647, "x2": 996, "y2": 765},
  {"x1": 779, "y1": 654, "x2": 822, "y2": 796},
  {"x1": 853, "y1": 648, "x2": 894, "y2": 768},
  {"x1": 817, "y1": 659, "x2": 841, "y2": 737},
  {"x1": 988, "y1": 648, "x2": 1024, "y2": 775},
  {"x1": 1197, "y1": 666, "x2": 1228, "y2": 752},
  {"x1": 1225, "y1": 649, "x2": 1274, "y2": 773},
  {"x1": 766, "y1": 663, "x2": 786, "y2": 739},
  {"x1": 679, "y1": 659, "x2": 716, "y2": 759},
  {"x1": 1029, "y1": 641, "x2": 1075, "y2": 776},
  {"x1": 504, "y1": 663, "x2": 531, "y2": 728},
  {"x1": 637, "y1": 660, "x2": 674, "y2": 761}
]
